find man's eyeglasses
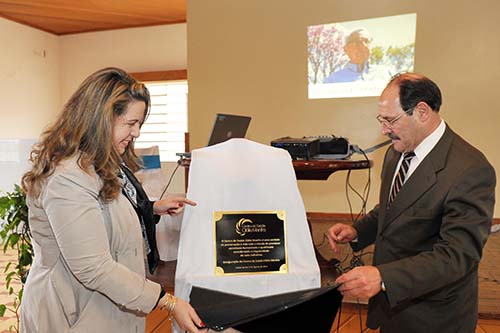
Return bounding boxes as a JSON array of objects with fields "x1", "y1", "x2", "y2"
[{"x1": 376, "y1": 108, "x2": 413, "y2": 129}]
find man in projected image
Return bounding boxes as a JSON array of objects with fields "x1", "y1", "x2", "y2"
[
  {"x1": 328, "y1": 73, "x2": 496, "y2": 332},
  {"x1": 324, "y1": 28, "x2": 389, "y2": 83}
]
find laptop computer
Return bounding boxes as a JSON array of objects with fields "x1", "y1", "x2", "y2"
[
  {"x1": 207, "y1": 113, "x2": 251, "y2": 146},
  {"x1": 176, "y1": 113, "x2": 251, "y2": 158}
]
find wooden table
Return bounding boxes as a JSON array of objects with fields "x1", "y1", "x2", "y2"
[{"x1": 291, "y1": 159, "x2": 371, "y2": 180}]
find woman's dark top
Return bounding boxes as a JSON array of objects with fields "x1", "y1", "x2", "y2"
[{"x1": 120, "y1": 164, "x2": 161, "y2": 274}]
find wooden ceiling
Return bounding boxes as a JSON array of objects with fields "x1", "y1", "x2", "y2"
[{"x1": 0, "y1": 0, "x2": 186, "y2": 35}]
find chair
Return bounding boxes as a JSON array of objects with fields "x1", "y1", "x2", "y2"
[{"x1": 134, "y1": 145, "x2": 165, "y2": 199}]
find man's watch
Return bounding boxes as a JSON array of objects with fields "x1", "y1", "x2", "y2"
[{"x1": 381, "y1": 281, "x2": 387, "y2": 292}]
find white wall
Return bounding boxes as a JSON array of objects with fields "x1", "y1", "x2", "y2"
[
  {"x1": 0, "y1": 18, "x2": 60, "y2": 139},
  {"x1": 59, "y1": 23, "x2": 187, "y2": 103},
  {"x1": 0, "y1": 20, "x2": 187, "y2": 194},
  {"x1": 0, "y1": 18, "x2": 59, "y2": 192}
]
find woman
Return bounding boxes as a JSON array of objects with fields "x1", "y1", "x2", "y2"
[{"x1": 21, "y1": 67, "x2": 205, "y2": 332}]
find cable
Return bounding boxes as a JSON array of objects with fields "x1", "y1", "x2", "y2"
[
  {"x1": 351, "y1": 139, "x2": 391, "y2": 154},
  {"x1": 345, "y1": 148, "x2": 371, "y2": 224},
  {"x1": 313, "y1": 232, "x2": 329, "y2": 248},
  {"x1": 334, "y1": 250, "x2": 373, "y2": 273},
  {"x1": 159, "y1": 161, "x2": 181, "y2": 199}
]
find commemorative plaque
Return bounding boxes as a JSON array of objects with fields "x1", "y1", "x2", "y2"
[{"x1": 214, "y1": 211, "x2": 287, "y2": 275}]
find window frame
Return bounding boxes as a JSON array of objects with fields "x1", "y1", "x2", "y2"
[
  {"x1": 130, "y1": 70, "x2": 188, "y2": 162},
  {"x1": 130, "y1": 70, "x2": 187, "y2": 83}
]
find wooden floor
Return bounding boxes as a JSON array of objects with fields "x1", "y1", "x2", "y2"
[
  {"x1": 330, "y1": 303, "x2": 500, "y2": 333},
  {"x1": 146, "y1": 302, "x2": 500, "y2": 333}
]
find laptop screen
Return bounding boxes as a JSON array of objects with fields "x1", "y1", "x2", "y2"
[{"x1": 207, "y1": 113, "x2": 251, "y2": 146}]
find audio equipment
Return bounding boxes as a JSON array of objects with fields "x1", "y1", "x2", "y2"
[{"x1": 270, "y1": 137, "x2": 319, "y2": 160}]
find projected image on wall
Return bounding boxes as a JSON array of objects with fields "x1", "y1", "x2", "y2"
[{"x1": 308, "y1": 13, "x2": 416, "y2": 99}]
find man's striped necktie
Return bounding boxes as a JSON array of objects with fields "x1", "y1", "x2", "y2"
[{"x1": 388, "y1": 152, "x2": 415, "y2": 207}]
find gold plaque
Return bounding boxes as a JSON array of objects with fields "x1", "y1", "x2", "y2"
[{"x1": 214, "y1": 211, "x2": 288, "y2": 276}]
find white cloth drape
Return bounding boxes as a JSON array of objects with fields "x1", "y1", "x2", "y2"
[{"x1": 174, "y1": 139, "x2": 320, "y2": 304}]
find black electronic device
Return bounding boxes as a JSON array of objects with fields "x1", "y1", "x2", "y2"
[
  {"x1": 270, "y1": 137, "x2": 319, "y2": 160},
  {"x1": 306, "y1": 135, "x2": 352, "y2": 160}
]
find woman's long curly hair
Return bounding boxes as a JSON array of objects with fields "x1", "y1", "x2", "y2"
[{"x1": 22, "y1": 67, "x2": 150, "y2": 203}]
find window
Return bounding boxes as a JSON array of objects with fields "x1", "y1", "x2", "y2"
[{"x1": 131, "y1": 71, "x2": 188, "y2": 162}]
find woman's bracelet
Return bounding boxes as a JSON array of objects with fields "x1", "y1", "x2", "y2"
[{"x1": 159, "y1": 293, "x2": 177, "y2": 320}]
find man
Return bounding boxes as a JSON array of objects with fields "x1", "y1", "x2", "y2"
[
  {"x1": 324, "y1": 28, "x2": 389, "y2": 83},
  {"x1": 328, "y1": 73, "x2": 496, "y2": 332}
]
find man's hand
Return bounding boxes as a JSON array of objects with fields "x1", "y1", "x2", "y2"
[
  {"x1": 334, "y1": 265, "x2": 383, "y2": 298},
  {"x1": 327, "y1": 223, "x2": 358, "y2": 253}
]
